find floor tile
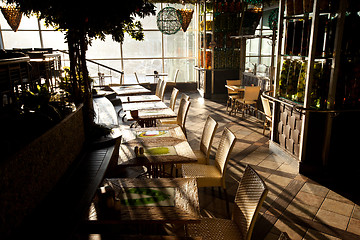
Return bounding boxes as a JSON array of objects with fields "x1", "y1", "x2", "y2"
[
  {"x1": 303, "y1": 228, "x2": 342, "y2": 240},
  {"x1": 320, "y1": 198, "x2": 354, "y2": 217},
  {"x1": 299, "y1": 182, "x2": 329, "y2": 198},
  {"x1": 347, "y1": 217, "x2": 360, "y2": 235},
  {"x1": 271, "y1": 218, "x2": 307, "y2": 240},
  {"x1": 315, "y1": 209, "x2": 350, "y2": 230},
  {"x1": 293, "y1": 191, "x2": 325, "y2": 208}
]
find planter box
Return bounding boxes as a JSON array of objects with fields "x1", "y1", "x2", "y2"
[{"x1": 0, "y1": 105, "x2": 85, "y2": 239}]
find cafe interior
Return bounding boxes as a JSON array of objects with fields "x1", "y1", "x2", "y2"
[{"x1": 1, "y1": 0, "x2": 360, "y2": 239}]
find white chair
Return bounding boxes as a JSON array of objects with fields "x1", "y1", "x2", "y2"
[
  {"x1": 159, "y1": 80, "x2": 167, "y2": 101},
  {"x1": 155, "y1": 78, "x2": 163, "y2": 98},
  {"x1": 187, "y1": 165, "x2": 268, "y2": 240}
]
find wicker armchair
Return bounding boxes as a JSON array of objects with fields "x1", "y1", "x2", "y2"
[
  {"x1": 169, "y1": 88, "x2": 179, "y2": 111},
  {"x1": 159, "y1": 80, "x2": 167, "y2": 101},
  {"x1": 261, "y1": 95, "x2": 272, "y2": 135},
  {"x1": 226, "y1": 80, "x2": 242, "y2": 114},
  {"x1": 235, "y1": 86, "x2": 260, "y2": 117},
  {"x1": 182, "y1": 127, "x2": 236, "y2": 212},
  {"x1": 187, "y1": 165, "x2": 268, "y2": 240}
]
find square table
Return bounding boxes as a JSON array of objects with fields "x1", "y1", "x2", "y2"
[
  {"x1": 119, "y1": 95, "x2": 161, "y2": 104},
  {"x1": 111, "y1": 85, "x2": 151, "y2": 96},
  {"x1": 122, "y1": 126, "x2": 187, "y2": 145},
  {"x1": 126, "y1": 108, "x2": 177, "y2": 127},
  {"x1": 122, "y1": 101, "x2": 168, "y2": 111},
  {"x1": 87, "y1": 178, "x2": 200, "y2": 224}
]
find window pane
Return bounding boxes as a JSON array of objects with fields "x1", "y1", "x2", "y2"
[
  {"x1": 42, "y1": 31, "x2": 68, "y2": 50},
  {"x1": 87, "y1": 60, "x2": 123, "y2": 85},
  {"x1": 122, "y1": 31, "x2": 162, "y2": 58},
  {"x1": 133, "y1": 3, "x2": 161, "y2": 30},
  {"x1": 164, "y1": 58, "x2": 195, "y2": 83},
  {"x1": 164, "y1": 30, "x2": 196, "y2": 58},
  {"x1": 0, "y1": 14, "x2": 39, "y2": 30},
  {"x1": 2, "y1": 31, "x2": 41, "y2": 49},
  {"x1": 87, "y1": 36, "x2": 121, "y2": 59},
  {"x1": 123, "y1": 59, "x2": 162, "y2": 84}
]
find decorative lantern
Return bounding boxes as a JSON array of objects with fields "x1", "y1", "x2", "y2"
[
  {"x1": 1, "y1": 6, "x2": 22, "y2": 32},
  {"x1": 157, "y1": 6, "x2": 183, "y2": 35},
  {"x1": 177, "y1": 9, "x2": 194, "y2": 32}
]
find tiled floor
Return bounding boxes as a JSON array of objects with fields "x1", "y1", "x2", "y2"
[{"x1": 157, "y1": 92, "x2": 360, "y2": 240}]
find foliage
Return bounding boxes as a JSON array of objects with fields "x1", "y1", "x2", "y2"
[{"x1": 4, "y1": 0, "x2": 156, "y2": 137}]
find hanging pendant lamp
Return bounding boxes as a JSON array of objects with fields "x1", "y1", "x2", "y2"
[
  {"x1": 1, "y1": 6, "x2": 22, "y2": 32},
  {"x1": 177, "y1": 9, "x2": 193, "y2": 32}
]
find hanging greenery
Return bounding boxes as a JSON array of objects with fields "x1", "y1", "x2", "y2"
[
  {"x1": 1, "y1": 6, "x2": 22, "y2": 32},
  {"x1": 268, "y1": 8, "x2": 279, "y2": 31},
  {"x1": 244, "y1": 0, "x2": 263, "y2": 5},
  {"x1": 157, "y1": 6, "x2": 182, "y2": 35}
]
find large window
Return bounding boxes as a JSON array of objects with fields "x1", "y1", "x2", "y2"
[{"x1": 0, "y1": 3, "x2": 197, "y2": 84}]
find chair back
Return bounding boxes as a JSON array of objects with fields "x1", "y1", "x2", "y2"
[
  {"x1": 155, "y1": 79, "x2": 163, "y2": 97},
  {"x1": 261, "y1": 95, "x2": 272, "y2": 119},
  {"x1": 200, "y1": 116, "x2": 218, "y2": 164},
  {"x1": 232, "y1": 165, "x2": 268, "y2": 240},
  {"x1": 176, "y1": 98, "x2": 191, "y2": 136},
  {"x1": 159, "y1": 80, "x2": 167, "y2": 101},
  {"x1": 134, "y1": 72, "x2": 140, "y2": 84},
  {"x1": 169, "y1": 88, "x2": 179, "y2": 111},
  {"x1": 180, "y1": 93, "x2": 190, "y2": 101},
  {"x1": 173, "y1": 69, "x2": 180, "y2": 83},
  {"x1": 226, "y1": 80, "x2": 241, "y2": 95},
  {"x1": 244, "y1": 86, "x2": 260, "y2": 102},
  {"x1": 214, "y1": 127, "x2": 236, "y2": 188}
]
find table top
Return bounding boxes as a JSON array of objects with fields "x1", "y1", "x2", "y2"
[
  {"x1": 122, "y1": 101, "x2": 168, "y2": 111},
  {"x1": 119, "y1": 95, "x2": 161, "y2": 104},
  {"x1": 126, "y1": 108, "x2": 177, "y2": 121},
  {"x1": 225, "y1": 85, "x2": 246, "y2": 92},
  {"x1": 87, "y1": 178, "x2": 200, "y2": 224},
  {"x1": 122, "y1": 126, "x2": 187, "y2": 145},
  {"x1": 118, "y1": 140, "x2": 197, "y2": 166},
  {"x1": 111, "y1": 85, "x2": 151, "y2": 96}
]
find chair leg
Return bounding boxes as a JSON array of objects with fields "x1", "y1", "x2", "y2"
[{"x1": 223, "y1": 188, "x2": 230, "y2": 217}]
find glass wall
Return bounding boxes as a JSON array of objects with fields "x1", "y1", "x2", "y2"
[{"x1": 0, "y1": 3, "x2": 197, "y2": 83}]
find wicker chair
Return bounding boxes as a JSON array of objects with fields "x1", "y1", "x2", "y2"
[
  {"x1": 169, "y1": 88, "x2": 179, "y2": 111},
  {"x1": 193, "y1": 115, "x2": 218, "y2": 165},
  {"x1": 226, "y1": 80, "x2": 242, "y2": 114},
  {"x1": 158, "y1": 93, "x2": 190, "y2": 125},
  {"x1": 182, "y1": 127, "x2": 236, "y2": 213},
  {"x1": 235, "y1": 86, "x2": 260, "y2": 117},
  {"x1": 159, "y1": 80, "x2": 167, "y2": 101},
  {"x1": 187, "y1": 165, "x2": 268, "y2": 240},
  {"x1": 159, "y1": 98, "x2": 191, "y2": 138},
  {"x1": 155, "y1": 78, "x2": 163, "y2": 98},
  {"x1": 261, "y1": 95, "x2": 272, "y2": 135}
]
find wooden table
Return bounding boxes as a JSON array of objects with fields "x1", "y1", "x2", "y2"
[
  {"x1": 126, "y1": 108, "x2": 177, "y2": 127},
  {"x1": 111, "y1": 85, "x2": 151, "y2": 96},
  {"x1": 87, "y1": 178, "x2": 200, "y2": 224},
  {"x1": 122, "y1": 126, "x2": 187, "y2": 145},
  {"x1": 122, "y1": 101, "x2": 168, "y2": 111},
  {"x1": 119, "y1": 95, "x2": 161, "y2": 104}
]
